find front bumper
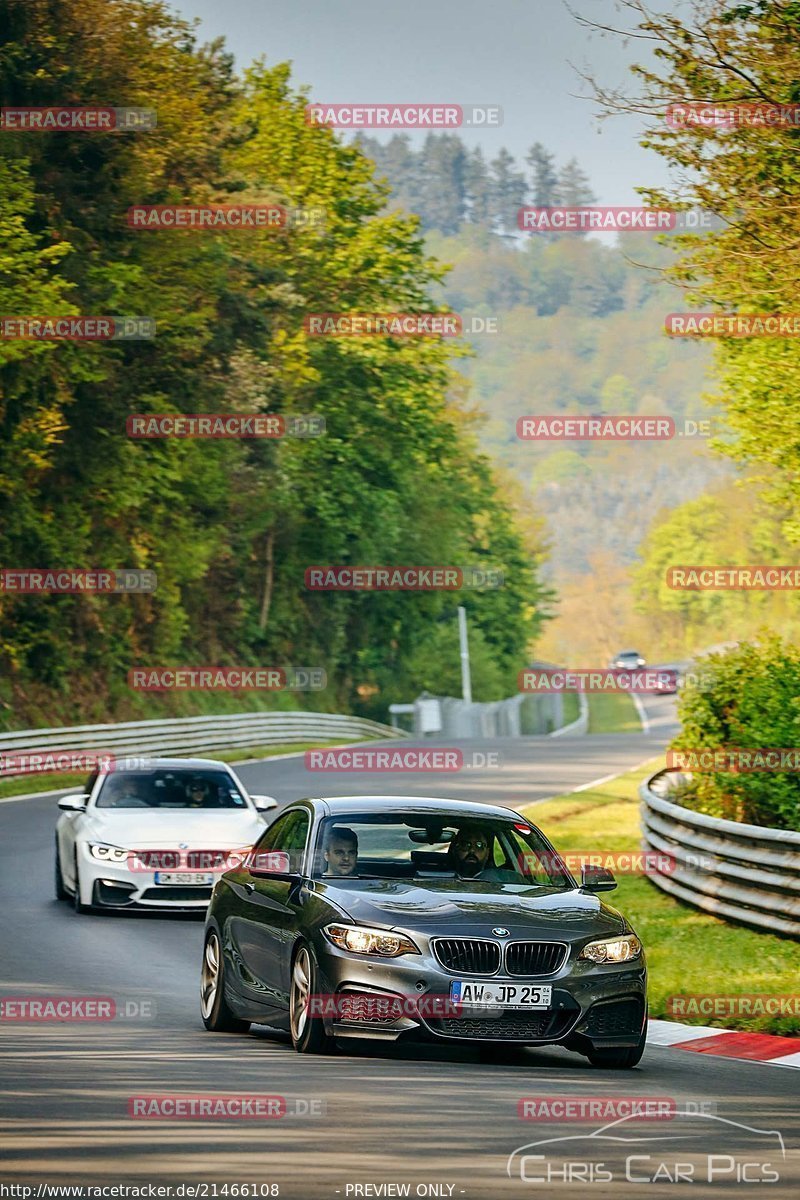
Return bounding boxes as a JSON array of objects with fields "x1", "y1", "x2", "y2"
[
  {"x1": 78, "y1": 844, "x2": 216, "y2": 910},
  {"x1": 313, "y1": 938, "x2": 647, "y2": 1049}
]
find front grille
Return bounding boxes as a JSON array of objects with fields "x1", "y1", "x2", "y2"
[
  {"x1": 583, "y1": 997, "x2": 645, "y2": 1038},
  {"x1": 139, "y1": 886, "x2": 213, "y2": 902},
  {"x1": 505, "y1": 941, "x2": 567, "y2": 976},
  {"x1": 433, "y1": 938, "x2": 502, "y2": 975},
  {"x1": 430, "y1": 1009, "x2": 576, "y2": 1042},
  {"x1": 134, "y1": 849, "x2": 229, "y2": 870}
]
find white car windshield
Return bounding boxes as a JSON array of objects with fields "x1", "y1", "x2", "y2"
[{"x1": 96, "y1": 769, "x2": 248, "y2": 810}]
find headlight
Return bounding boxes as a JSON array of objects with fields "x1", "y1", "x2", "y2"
[
  {"x1": 88, "y1": 843, "x2": 130, "y2": 865},
  {"x1": 324, "y1": 923, "x2": 420, "y2": 957},
  {"x1": 579, "y1": 934, "x2": 643, "y2": 964}
]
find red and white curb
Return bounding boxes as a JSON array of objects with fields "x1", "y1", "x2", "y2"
[{"x1": 648, "y1": 1019, "x2": 800, "y2": 1068}]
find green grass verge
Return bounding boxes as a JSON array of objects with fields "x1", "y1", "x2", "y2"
[
  {"x1": 0, "y1": 739, "x2": 357, "y2": 801},
  {"x1": 560, "y1": 691, "x2": 580, "y2": 726},
  {"x1": 521, "y1": 757, "x2": 800, "y2": 1036},
  {"x1": 587, "y1": 691, "x2": 641, "y2": 734}
]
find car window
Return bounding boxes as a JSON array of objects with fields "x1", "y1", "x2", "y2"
[
  {"x1": 252, "y1": 809, "x2": 310, "y2": 872},
  {"x1": 311, "y1": 814, "x2": 571, "y2": 889},
  {"x1": 95, "y1": 768, "x2": 248, "y2": 809}
]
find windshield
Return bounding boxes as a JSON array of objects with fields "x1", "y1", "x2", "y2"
[
  {"x1": 95, "y1": 768, "x2": 249, "y2": 810},
  {"x1": 312, "y1": 813, "x2": 573, "y2": 889}
]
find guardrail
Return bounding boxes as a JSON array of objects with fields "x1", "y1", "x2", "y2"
[
  {"x1": 402, "y1": 691, "x2": 577, "y2": 738},
  {"x1": 640, "y1": 768, "x2": 800, "y2": 938},
  {"x1": 0, "y1": 711, "x2": 405, "y2": 776},
  {"x1": 550, "y1": 693, "x2": 589, "y2": 738}
]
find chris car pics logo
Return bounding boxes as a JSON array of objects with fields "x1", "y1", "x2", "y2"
[{"x1": 506, "y1": 1111, "x2": 785, "y2": 1185}]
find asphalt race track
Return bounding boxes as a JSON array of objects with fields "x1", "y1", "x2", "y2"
[{"x1": 1, "y1": 702, "x2": 798, "y2": 1198}]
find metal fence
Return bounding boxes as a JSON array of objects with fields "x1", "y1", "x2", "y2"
[
  {"x1": 0, "y1": 711, "x2": 405, "y2": 777},
  {"x1": 640, "y1": 768, "x2": 800, "y2": 938},
  {"x1": 394, "y1": 691, "x2": 583, "y2": 738}
]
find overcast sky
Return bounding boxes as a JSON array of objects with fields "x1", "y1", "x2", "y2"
[{"x1": 170, "y1": 0, "x2": 680, "y2": 206}]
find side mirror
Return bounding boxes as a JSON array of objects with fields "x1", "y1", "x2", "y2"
[
  {"x1": 248, "y1": 850, "x2": 297, "y2": 878},
  {"x1": 251, "y1": 794, "x2": 278, "y2": 812},
  {"x1": 58, "y1": 793, "x2": 89, "y2": 812},
  {"x1": 580, "y1": 865, "x2": 617, "y2": 892}
]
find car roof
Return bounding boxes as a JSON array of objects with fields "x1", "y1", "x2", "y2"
[
  {"x1": 105, "y1": 757, "x2": 236, "y2": 771},
  {"x1": 296, "y1": 795, "x2": 523, "y2": 820}
]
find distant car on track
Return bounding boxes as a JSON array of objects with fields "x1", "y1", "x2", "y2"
[
  {"x1": 609, "y1": 650, "x2": 646, "y2": 670},
  {"x1": 55, "y1": 757, "x2": 277, "y2": 913},
  {"x1": 200, "y1": 795, "x2": 647, "y2": 1068},
  {"x1": 648, "y1": 662, "x2": 688, "y2": 694}
]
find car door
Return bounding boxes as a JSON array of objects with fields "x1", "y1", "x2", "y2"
[{"x1": 227, "y1": 808, "x2": 311, "y2": 1014}]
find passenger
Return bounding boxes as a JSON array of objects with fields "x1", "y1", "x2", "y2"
[{"x1": 449, "y1": 825, "x2": 505, "y2": 880}]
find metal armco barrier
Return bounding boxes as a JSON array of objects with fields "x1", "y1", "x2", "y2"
[
  {"x1": 640, "y1": 768, "x2": 800, "y2": 938},
  {"x1": 0, "y1": 711, "x2": 405, "y2": 776},
  {"x1": 407, "y1": 691, "x2": 574, "y2": 738}
]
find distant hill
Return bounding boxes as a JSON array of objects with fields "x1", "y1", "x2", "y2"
[{"x1": 356, "y1": 133, "x2": 726, "y2": 584}]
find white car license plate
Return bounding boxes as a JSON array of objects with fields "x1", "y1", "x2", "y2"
[
  {"x1": 153, "y1": 871, "x2": 214, "y2": 885},
  {"x1": 450, "y1": 981, "x2": 552, "y2": 1009}
]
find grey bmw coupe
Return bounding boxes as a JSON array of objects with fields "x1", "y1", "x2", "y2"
[{"x1": 201, "y1": 796, "x2": 647, "y2": 1068}]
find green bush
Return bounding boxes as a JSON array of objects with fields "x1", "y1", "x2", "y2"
[{"x1": 672, "y1": 635, "x2": 800, "y2": 830}]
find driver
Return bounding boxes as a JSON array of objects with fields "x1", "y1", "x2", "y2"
[
  {"x1": 111, "y1": 775, "x2": 151, "y2": 807},
  {"x1": 324, "y1": 826, "x2": 358, "y2": 877}
]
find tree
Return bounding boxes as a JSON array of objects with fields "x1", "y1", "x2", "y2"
[
  {"x1": 464, "y1": 146, "x2": 492, "y2": 227},
  {"x1": 0, "y1": 3, "x2": 549, "y2": 724},
  {"x1": 418, "y1": 133, "x2": 467, "y2": 234},
  {"x1": 583, "y1": 0, "x2": 800, "y2": 534},
  {"x1": 556, "y1": 157, "x2": 596, "y2": 207},
  {"x1": 525, "y1": 142, "x2": 559, "y2": 206},
  {"x1": 489, "y1": 148, "x2": 527, "y2": 235}
]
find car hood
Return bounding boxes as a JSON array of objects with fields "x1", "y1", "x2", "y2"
[
  {"x1": 80, "y1": 809, "x2": 263, "y2": 849},
  {"x1": 315, "y1": 878, "x2": 627, "y2": 940}
]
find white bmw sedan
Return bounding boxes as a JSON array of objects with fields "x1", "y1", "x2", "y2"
[{"x1": 55, "y1": 757, "x2": 277, "y2": 913}]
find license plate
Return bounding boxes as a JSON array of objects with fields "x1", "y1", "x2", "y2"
[
  {"x1": 450, "y1": 981, "x2": 552, "y2": 1009},
  {"x1": 153, "y1": 872, "x2": 214, "y2": 885}
]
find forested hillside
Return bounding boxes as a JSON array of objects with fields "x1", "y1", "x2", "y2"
[
  {"x1": 0, "y1": 0, "x2": 550, "y2": 727},
  {"x1": 357, "y1": 133, "x2": 726, "y2": 649}
]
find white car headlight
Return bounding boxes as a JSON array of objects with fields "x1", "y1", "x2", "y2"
[
  {"x1": 324, "y1": 923, "x2": 420, "y2": 957},
  {"x1": 579, "y1": 934, "x2": 643, "y2": 964},
  {"x1": 88, "y1": 843, "x2": 130, "y2": 865}
]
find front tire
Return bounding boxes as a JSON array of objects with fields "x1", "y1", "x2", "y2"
[
  {"x1": 290, "y1": 944, "x2": 335, "y2": 1054},
  {"x1": 201, "y1": 929, "x2": 251, "y2": 1033},
  {"x1": 587, "y1": 1023, "x2": 647, "y2": 1069},
  {"x1": 54, "y1": 839, "x2": 68, "y2": 901}
]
